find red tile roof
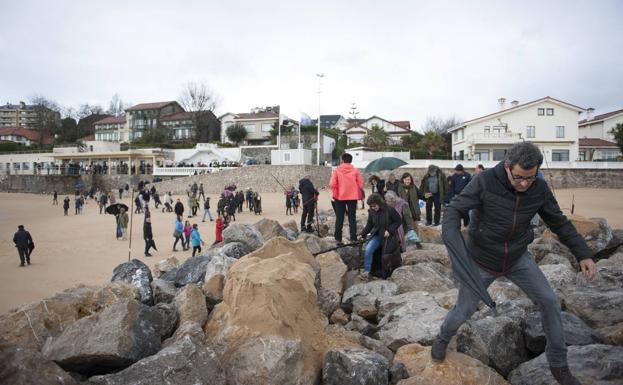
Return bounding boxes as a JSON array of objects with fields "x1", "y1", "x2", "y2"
[
  {"x1": 126, "y1": 101, "x2": 178, "y2": 111},
  {"x1": 79, "y1": 134, "x2": 95, "y2": 141},
  {"x1": 94, "y1": 115, "x2": 126, "y2": 125},
  {"x1": 579, "y1": 138, "x2": 619, "y2": 147},
  {"x1": 391, "y1": 121, "x2": 411, "y2": 130},
  {"x1": 0, "y1": 127, "x2": 53, "y2": 144},
  {"x1": 235, "y1": 111, "x2": 279, "y2": 120},
  {"x1": 161, "y1": 111, "x2": 194, "y2": 121},
  {"x1": 579, "y1": 108, "x2": 623, "y2": 125}
]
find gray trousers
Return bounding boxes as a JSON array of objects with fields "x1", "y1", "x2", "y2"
[{"x1": 439, "y1": 251, "x2": 567, "y2": 367}]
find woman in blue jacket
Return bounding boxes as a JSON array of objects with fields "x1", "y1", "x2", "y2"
[
  {"x1": 172, "y1": 215, "x2": 184, "y2": 251},
  {"x1": 191, "y1": 223, "x2": 205, "y2": 256}
]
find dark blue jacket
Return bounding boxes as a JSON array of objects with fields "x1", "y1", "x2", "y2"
[{"x1": 446, "y1": 172, "x2": 472, "y2": 202}]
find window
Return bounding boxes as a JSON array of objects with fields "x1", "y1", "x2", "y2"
[
  {"x1": 600, "y1": 150, "x2": 618, "y2": 160},
  {"x1": 484, "y1": 126, "x2": 490, "y2": 135},
  {"x1": 283, "y1": 152, "x2": 291, "y2": 162},
  {"x1": 459, "y1": 150, "x2": 464, "y2": 160},
  {"x1": 244, "y1": 124, "x2": 255, "y2": 133},
  {"x1": 459, "y1": 130, "x2": 464, "y2": 140},
  {"x1": 261, "y1": 123, "x2": 273, "y2": 132},
  {"x1": 493, "y1": 149, "x2": 507, "y2": 161},
  {"x1": 537, "y1": 108, "x2": 545, "y2": 116},
  {"x1": 475, "y1": 150, "x2": 490, "y2": 161},
  {"x1": 578, "y1": 150, "x2": 586, "y2": 161},
  {"x1": 526, "y1": 126, "x2": 535, "y2": 138},
  {"x1": 552, "y1": 150, "x2": 569, "y2": 161},
  {"x1": 556, "y1": 126, "x2": 565, "y2": 138},
  {"x1": 453, "y1": 132, "x2": 458, "y2": 142},
  {"x1": 546, "y1": 108, "x2": 554, "y2": 116}
]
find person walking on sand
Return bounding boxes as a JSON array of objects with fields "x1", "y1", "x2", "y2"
[
  {"x1": 198, "y1": 183, "x2": 205, "y2": 201},
  {"x1": 202, "y1": 197, "x2": 213, "y2": 222},
  {"x1": 213, "y1": 214, "x2": 225, "y2": 245},
  {"x1": 52, "y1": 190, "x2": 58, "y2": 205},
  {"x1": 117, "y1": 207, "x2": 129, "y2": 240},
  {"x1": 174, "y1": 198, "x2": 184, "y2": 217},
  {"x1": 99, "y1": 191, "x2": 108, "y2": 214},
  {"x1": 172, "y1": 215, "x2": 184, "y2": 251},
  {"x1": 13, "y1": 225, "x2": 34, "y2": 267},
  {"x1": 190, "y1": 223, "x2": 205, "y2": 256},
  {"x1": 183, "y1": 220, "x2": 192, "y2": 251},
  {"x1": 330, "y1": 153, "x2": 363, "y2": 246},
  {"x1": 431, "y1": 142, "x2": 596, "y2": 385},
  {"x1": 143, "y1": 214, "x2": 156, "y2": 257},
  {"x1": 63, "y1": 196, "x2": 70, "y2": 216}
]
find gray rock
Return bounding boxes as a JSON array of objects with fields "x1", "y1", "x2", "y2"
[
  {"x1": 487, "y1": 278, "x2": 527, "y2": 302},
  {"x1": 390, "y1": 262, "x2": 455, "y2": 294},
  {"x1": 318, "y1": 287, "x2": 341, "y2": 317},
  {"x1": 154, "y1": 302, "x2": 178, "y2": 339},
  {"x1": 88, "y1": 336, "x2": 225, "y2": 385},
  {"x1": 389, "y1": 362, "x2": 409, "y2": 385},
  {"x1": 222, "y1": 223, "x2": 264, "y2": 251},
  {"x1": 538, "y1": 253, "x2": 573, "y2": 269},
  {"x1": 174, "y1": 284, "x2": 208, "y2": 327},
  {"x1": 151, "y1": 278, "x2": 177, "y2": 303},
  {"x1": 377, "y1": 291, "x2": 448, "y2": 351},
  {"x1": 346, "y1": 314, "x2": 378, "y2": 336},
  {"x1": 204, "y1": 254, "x2": 237, "y2": 282},
  {"x1": 0, "y1": 338, "x2": 80, "y2": 385},
  {"x1": 359, "y1": 335, "x2": 394, "y2": 363},
  {"x1": 334, "y1": 244, "x2": 363, "y2": 271},
  {"x1": 524, "y1": 311, "x2": 601, "y2": 355},
  {"x1": 254, "y1": 218, "x2": 288, "y2": 241},
  {"x1": 342, "y1": 281, "x2": 399, "y2": 312},
  {"x1": 216, "y1": 241, "x2": 250, "y2": 259},
  {"x1": 582, "y1": 217, "x2": 614, "y2": 254},
  {"x1": 298, "y1": 233, "x2": 332, "y2": 255},
  {"x1": 173, "y1": 255, "x2": 212, "y2": 287},
  {"x1": 540, "y1": 264, "x2": 577, "y2": 295},
  {"x1": 163, "y1": 321, "x2": 206, "y2": 348},
  {"x1": 508, "y1": 344, "x2": 623, "y2": 385},
  {"x1": 322, "y1": 348, "x2": 389, "y2": 385},
  {"x1": 352, "y1": 295, "x2": 378, "y2": 320},
  {"x1": 528, "y1": 236, "x2": 578, "y2": 269},
  {"x1": 475, "y1": 298, "x2": 536, "y2": 321},
  {"x1": 456, "y1": 315, "x2": 529, "y2": 377},
  {"x1": 42, "y1": 300, "x2": 163, "y2": 376},
  {"x1": 111, "y1": 259, "x2": 153, "y2": 305},
  {"x1": 225, "y1": 335, "x2": 307, "y2": 385},
  {"x1": 401, "y1": 243, "x2": 449, "y2": 267}
]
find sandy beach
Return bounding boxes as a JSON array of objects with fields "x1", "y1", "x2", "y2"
[{"x1": 1, "y1": 188, "x2": 621, "y2": 314}]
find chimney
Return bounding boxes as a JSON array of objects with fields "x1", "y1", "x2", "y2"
[
  {"x1": 587, "y1": 107, "x2": 595, "y2": 121},
  {"x1": 510, "y1": 100, "x2": 519, "y2": 107},
  {"x1": 498, "y1": 98, "x2": 506, "y2": 110}
]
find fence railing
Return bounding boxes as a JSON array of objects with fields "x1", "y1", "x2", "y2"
[{"x1": 153, "y1": 166, "x2": 239, "y2": 176}]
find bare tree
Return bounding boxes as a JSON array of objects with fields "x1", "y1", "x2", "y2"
[
  {"x1": 179, "y1": 81, "x2": 220, "y2": 142},
  {"x1": 106, "y1": 93, "x2": 126, "y2": 116},
  {"x1": 77, "y1": 103, "x2": 104, "y2": 119},
  {"x1": 30, "y1": 95, "x2": 61, "y2": 145},
  {"x1": 421, "y1": 115, "x2": 462, "y2": 134}
]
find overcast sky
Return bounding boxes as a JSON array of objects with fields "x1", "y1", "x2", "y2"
[{"x1": 2, "y1": 0, "x2": 622, "y2": 130}]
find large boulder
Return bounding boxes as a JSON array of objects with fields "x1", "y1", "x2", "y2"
[
  {"x1": 539, "y1": 264, "x2": 577, "y2": 296},
  {"x1": 222, "y1": 223, "x2": 264, "y2": 251},
  {"x1": 254, "y1": 218, "x2": 288, "y2": 241},
  {"x1": 298, "y1": 233, "x2": 333, "y2": 255},
  {"x1": 456, "y1": 315, "x2": 528, "y2": 377},
  {"x1": 204, "y1": 237, "x2": 354, "y2": 385},
  {"x1": 154, "y1": 302, "x2": 179, "y2": 339},
  {"x1": 323, "y1": 348, "x2": 389, "y2": 385},
  {"x1": 524, "y1": 311, "x2": 601, "y2": 355},
  {"x1": 41, "y1": 299, "x2": 163, "y2": 376},
  {"x1": 334, "y1": 244, "x2": 363, "y2": 271},
  {"x1": 508, "y1": 344, "x2": 623, "y2": 385},
  {"x1": 217, "y1": 241, "x2": 250, "y2": 259},
  {"x1": 316, "y1": 251, "x2": 348, "y2": 294},
  {"x1": 417, "y1": 226, "x2": 443, "y2": 244},
  {"x1": 0, "y1": 283, "x2": 139, "y2": 350},
  {"x1": 171, "y1": 255, "x2": 212, "y2": 287},
  {"x1": 390, "y1": 262, "x2": 455, "y2": 294},
  {"x1": 0, "y1": 338, "x2": 80, "y2": 385},
  {"x1": 88, "y1": 335, "x2": 226, "y2": 385},
  {"x1": 110, "y1": 259, "x2": 154, "y2": 305},
  {"x1": 537, "y1": 252, "x2": 573, "y2": 270},
  {"x1": 202, "y1": 254, "x2": 237, "y2": 303},
  {"x1": 401, "y1": 244, "x2": 450, "y2": 267},
  {"x1": 318, "y1": 287, "x2": 341, "y2": 317},
  {"x1": 174, "y1": 284, "x2": 208, "y2": 327},
  {"x1": 342, "y1": 281, "x2": 399, "y2": 313},
  {"x1": 163, "y1": 320, "x2": 206, "y2": 348},
  {"x1": 528, "y1": 233, "x2": 578, "y2": 270},
  {"x1": 569, "y1": 216, "x2": 613, "y2": 254},
  {"x1": 151, "y1": 256, "x2": 179, "y2": 279},
  {"x1": 376, "y1": 291, "x2": 449, "y2": 351},
  {"x1": 393, "y1": 343, "x2": 509, "y2": 385},
  {"x1": 282, "y1": 219, "x2": 300, "y2": 238},
  {"x1": 151, "y1": 278, "x2": 177, "y2": 303}
]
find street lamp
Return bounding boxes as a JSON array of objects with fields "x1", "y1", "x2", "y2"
[{"x1": 316, "y1": 73, "x2": 324, "y2": 166}]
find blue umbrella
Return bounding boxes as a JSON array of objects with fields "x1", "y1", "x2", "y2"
[{"x1": 364, "y1": 157, "x2": 408, "y2": 173}]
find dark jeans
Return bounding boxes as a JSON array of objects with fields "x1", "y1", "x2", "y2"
[
  {"x1": 425, "y1": 193, "x2": 441, "y2": 225},
  {"x1": 173, "y1": 235, "x2": 183, "y2": 250},
  {"x1": 192, "y1": 246, "x2": 202, "y2": 256},
  {"x1": 199, "y1": 191, "x2": 205, "y2": 201},
  {"x1": 439, "y1": 251, "x2": 567, "y2": 367},
  {"x1": 144, "y1": 238, "x2": 154, "y2": 255},
  {"x1": 17, "y1": 247, "x2": 30, "y2": 265},
  {"x1": 334, "y1": 200, "x2": 358, "y2": 242},
  {"x1": 301, "y1": 202, "x2": 315, "y2": 229}
]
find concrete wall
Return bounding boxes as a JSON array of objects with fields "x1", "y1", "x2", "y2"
[
  {"x1": 0, "y1": 174, "x2": 142, "y2": 194},
  {"x1": 151, "y1": 165, "x2": 332, "y2": 194}
]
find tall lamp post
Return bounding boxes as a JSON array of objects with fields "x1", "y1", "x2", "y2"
[{"x1": 316, "y1": 73, "x2": 324, "y2": 166}]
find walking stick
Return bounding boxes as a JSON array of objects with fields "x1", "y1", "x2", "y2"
[
  {"x1": 128, "y1": 189, "x2": 134, "y2": 262},
  {"x1": 311, "y1": 238, "x2": 367, "y2": 256}
]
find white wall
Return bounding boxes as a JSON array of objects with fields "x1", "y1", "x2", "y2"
[
  {"x1": 271, "y1": 149, "x2": 313, "y2": 165},
  {"x1": 0, "y1": 152, "x2": 56, "y2": 174}
]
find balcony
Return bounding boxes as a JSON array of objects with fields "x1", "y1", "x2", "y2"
[{"x1": 467, "y1": 132, "x2": 523, "y2": 145}]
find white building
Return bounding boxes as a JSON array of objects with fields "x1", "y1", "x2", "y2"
[
  {"x1": 94, "y1": 115, "x2": 127, "y2": 142},
  {"x1": 220, "y1": 107, "x2": 281, "y2": 145},
  {"x1": 343, "y1": 116, "x2": 412, "y2": 145},
  {"x1": 271, "y1": 149, "x2": 313, "y2": 165},
  {"x1": 578, "y1": 107, "x2": 622, "y2": 161},
  {"x1": 168, "y1": 143, "x2": 241, "y2": 165},
  {"x1": 450, "y1": 97, "x2": 585, "y2": 162}
]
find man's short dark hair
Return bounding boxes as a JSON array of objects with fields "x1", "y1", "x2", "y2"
[
  {"x1": 477, "y1": 164, "x2": 485, "y2": 170},
  {"x1": 18, "y1": 225, "x2": 24, "y2": 230},
  {"x1": 504, "y1": 142, "x2": 543, "y2": 169},
  {"x1": 341, "y1": 153, "x2": 353, "y2": 163}
]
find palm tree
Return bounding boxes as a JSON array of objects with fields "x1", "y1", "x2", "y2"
[
  {"x1": 364, "y1": 125, "x2": 389, "y2": 151},
  {"x1": 418, "y1": 131, "x2": 446, "y2": 158}
]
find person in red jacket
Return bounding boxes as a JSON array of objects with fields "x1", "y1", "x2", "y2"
[
  {"x1": 213, "y1": 214, "x2": 225, "y2": 245},
  {"x1": 330, "y1": 153, "x2": 363, "y2": 245}
]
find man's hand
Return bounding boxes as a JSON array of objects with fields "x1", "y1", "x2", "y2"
[
  {"x1": 580, "y1": 258, "x2": 597, "y2": 281},
  {"x1": 384, "y1": 230, "x2": 390, "y2": 238},
  {"x1": 424, "y1": 192, "x2": 432, "y2": 198}
]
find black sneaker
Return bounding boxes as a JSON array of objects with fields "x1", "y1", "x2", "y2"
[
  {"x1": 550, "y1": 366, "x2": 582, "y2": 385},
  {"x1": 431, "y1": 336, "x2": 448, "y2": 362},
  {"x1": 416, "y1": 242, "x2": 423, "y2": 249},
  {"x1": 145, "y1": 253, "x2": 152, "y2": 257}
]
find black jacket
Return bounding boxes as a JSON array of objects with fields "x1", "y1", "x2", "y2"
[
  {"x1": 362, "y1": 206, "x2": 402, "y2": 237},
  {"x1": 446, "y1": 172, "x2": 472, "y2": 202},
  {"x1": 13, "y1": 229, "x2": 33, "y2": 249},
  {"x1": 299, "y1": 178, "x2": 318, "y2": 205},
  {"x1": 371, "y1": 180, "x2": 385, "y2": 196},
  {"x1": 385, "y1": 180, "x2": 400, "y2": 195},
  {"x1": 174, "y1": 202, "x2": 184, "y2": 216},
  {"x1": 442, "y1": 162, "x2": 592, "y2": 273},
  {"x1": 143, "y1": 221, "x2": 153, "y2": 240}
]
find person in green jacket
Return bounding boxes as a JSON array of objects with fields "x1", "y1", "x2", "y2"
[
  {"x1": 117, "y1": 207, "x2": 129, "y2": 240},
  {"x1": 420, "y1": 165, "x2": 448, "y2": 226}
]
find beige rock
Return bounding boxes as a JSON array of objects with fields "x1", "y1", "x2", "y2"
[
  {"x1": 330, "y1": 309, "x2": 350, "y2": 325},
  {"x1": 175, "y1": 284, "x2": 208, "y2": 327},
  {"x1": 417, "y1": 226, "x2": 443, "y2": 244},
  {"x1": 316, "y1": 251, "x2": 348, "y2": 295},
  {"x1": 202, "y1": 274, "x2": 225, "y2": 302},
  {"x1": 598, "y1": 322, "x2": 623, "y2": 345},
  {"x1": 163, "y1": 320, "x2": 207, "y2": 348},
  {"x1": 152, "y1": 256, "x2": 179, "y2": 278},
  {"x1": 0, "y1": 283, "x2": 139, "y2": 350},
  {"x1": 394, "y1": 343, "x2": 509, "y2": 385}
]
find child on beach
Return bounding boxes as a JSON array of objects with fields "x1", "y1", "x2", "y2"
[
  {"x1": 190, "y1": 224, "x2": 205, "y2": 256},
  {"x1": 183, "y1": 220, "x2": 192, "y2": 251}
]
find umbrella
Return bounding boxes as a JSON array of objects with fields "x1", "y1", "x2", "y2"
[
  {"x1": 364, "y1": 157, "x2": 408, "y2": 174},
  {"x1": 106, "y1": 203, "x2": 129, "y2": 215}
]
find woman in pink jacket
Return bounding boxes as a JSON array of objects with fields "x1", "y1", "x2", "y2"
[{"x1": 329, "y1": 153, "x2": 363, "y2": 245}]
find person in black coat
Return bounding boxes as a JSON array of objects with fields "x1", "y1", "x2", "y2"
[
  {"x1": 298, "y1": 176, "x2": 319, "y2": 233},
  {"x1": 174, "y1": 199, "x2": 184, "y2": 217},
  {"x1": 359, "y1": 193, "x2": 401, "y2": 279},
  {"x1": 13, "y1": 225, "x2": 34, "y2": 266},
  {"x1": 63, "y1": 196, "x2": 70, "y2": 216},
  {"x1": 368, "y1": 175, "x2": 386, "y2": 197},
  {"x1": 446, "y1": 164, "x2": 472, "y2": 226},
  {"x1": 143, "y1": 214, "x2": 155, "y2": 257}
]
